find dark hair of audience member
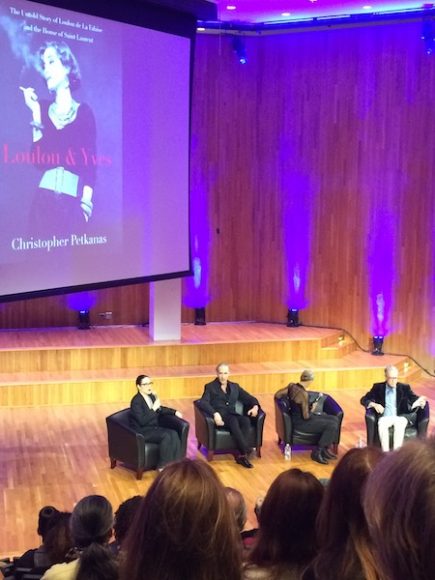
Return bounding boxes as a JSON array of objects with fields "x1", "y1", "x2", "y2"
[
  {"x1": 225, "y1": 487, "x2": 248, "y2": 532},
  {"x1": 113, "y1": 495, "x2": 142, "y2": 550},
  {"x1": 364, "y1": 438, "x2": 435, "y2": 580},
  {"x1": 305, "y1": 447, "x2": 383, "y2": 580},
  {"x1": 245, "y1": 468, "x2": 324, "y2": 577},
  {"x1": 37, "y1": 506, "x2": 60, "y2": 540},
  {"x1": 71, "y1": 495, "x2": 118, "y2": 580},
  {"x1": 121, "y1": 459, "x2": 242, "y2": 580},
  {"x1": 43, "y1": 512, "x2": 73, "y2": 565}
]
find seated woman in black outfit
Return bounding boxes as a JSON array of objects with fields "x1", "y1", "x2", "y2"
[
  {"x1": 275, "y1": 369, "x2": 340, "y2": 464},
  {"x1": 129, "y1": 374, "x2": 183, "y2": 470}
]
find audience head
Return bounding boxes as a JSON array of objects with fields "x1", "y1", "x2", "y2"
[
  {"x1": 248, "y1": 468, "x2": 324, "y2": 572},
  {"x1": 364, "y1": 438, "x2": 435, "y2": 580},
  {"x1": 300, "y1": 369, "x2": 314, "y2": 383},
  {"x1": 122, "y1": 458, "x2": 242, "y2": 580},
  {"x1": 70, "y1": 495, "x2": 117, "y2": 580},
  {"x1": 312, "y1": 446, "x2": 384, "y2": 580},
  {"x1": 44, "y1": 512, "x2": 73, "y2": 565},
  {"x1": 113, "y1": 495, "x2": 142, "y2": 548},
  {"x1": 254, "y1": 496, "x2": 264, "y2": 523},
  {"x1": 71, "y1": 495, "x2": 113, "y2": 548},
  {"x1": 225, "y1": 487, "x2": 247, "y2": 531},
  {"x1": 37, "y1": 505, "x2": 60, "y2": 540}
]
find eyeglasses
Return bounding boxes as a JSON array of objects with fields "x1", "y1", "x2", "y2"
[{"x1": 140, "y1": 381, "x2": 153, "y2": 386}]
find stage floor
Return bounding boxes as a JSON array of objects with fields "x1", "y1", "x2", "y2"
[
  {"x1": 0, "y1": 388, "x2": 434, "y2": 559},
  {"x1": 0, "y1": 322, "x2": 433, "y2": 556}
]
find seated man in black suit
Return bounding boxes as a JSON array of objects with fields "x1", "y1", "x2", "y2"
[
  {"x1": 361, "y1": 365, "x2": 426, "y2": 452},
  {"x1": 129, "y1": 374, "x2": 183, "y2": 470},
  {"x1": 198, "y1": 363, "x2": 259, "y2": 468}
]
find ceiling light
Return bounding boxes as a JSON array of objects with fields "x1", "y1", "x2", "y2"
[{"x1": 226, "y1": 5, "x2": 237, "y2": 10}]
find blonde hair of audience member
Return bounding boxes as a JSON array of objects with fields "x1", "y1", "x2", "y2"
[
  {"x1": 121, "y1": 459, "x2": 242, "y2": 580},
  {"x1": 364, "y1": 438, "x2": 435, "y2": 580},
  {"x1": 306, "y1": 447, "x2": 384, "y2": 580},
  {"x1": 244, "y1": 468, "x2": 324, "y2": 579},
  {"x1": 225, "y1": 487, "x2": 248, "y2": 531}
]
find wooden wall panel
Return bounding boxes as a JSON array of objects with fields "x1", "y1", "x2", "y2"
[
  {"x1": 0, "y1": 283, "x2": 150, "y2": 328},
  {"x1": 0, "y1": 21, "x2": 433, "y2": 372},
  {"x1": 190, "y1": 23, "x2": 434, "y2": 371}
]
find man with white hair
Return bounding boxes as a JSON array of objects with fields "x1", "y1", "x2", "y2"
[
  {"x1": 199, "y1": 363, "x2": 259, "y2": 468},
  {"x1": 361, "y1": 365, "x2": 426, "y2": 451}
]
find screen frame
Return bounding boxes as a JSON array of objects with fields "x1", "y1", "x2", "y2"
[{"x1": 0, "y1": 0, "x2": 197, "y2": 302}]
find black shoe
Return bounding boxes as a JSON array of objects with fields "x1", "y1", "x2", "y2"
[
  {"x1": 236, "y1": 455, "x2": 254, "y2": 469},
  {"x1": 311, "y1": 449, "x2": 329, "y2": 465},
  {"x1": 322, "y1": 448, "x2": 337, "y2": 460}
]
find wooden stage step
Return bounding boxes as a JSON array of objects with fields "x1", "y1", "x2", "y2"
[
  {"x1": 0, "y1": 322, "x2": 427, "y2": 406},
  {"x1": 0, "y1": 323, "x2": 352, "y2": 374}
]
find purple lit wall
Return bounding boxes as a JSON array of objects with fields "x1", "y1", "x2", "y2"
[
  {"x1": 66, "y1": 291, "x2": 97, "y2": 312},
  {"x1": 432, "y1": 220, "x2": 435, "y2": 359},
  {"x1": 182, "y1": 136, "x2": 210, "y2": 309},
  {"x1": 368, "y1": 202, "x2": 396, "y2": 337},
  {"x1": 281, "y1": 142, "x2": 314, "y2": 310},
  {"x1": 357, "y1": 45, "x2": 403, "y2": 339},
  {"x1": 183, "y1": 224, "x2": 210, "y2": 308}
]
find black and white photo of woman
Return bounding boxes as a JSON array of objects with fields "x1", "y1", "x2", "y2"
[{"x1": 20, "y1": 41, "x2": 97, "y2": 235}]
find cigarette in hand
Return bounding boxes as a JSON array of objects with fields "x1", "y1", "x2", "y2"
[{"x1": 19, "y1": 86, "x2": 38, "y2": 101}]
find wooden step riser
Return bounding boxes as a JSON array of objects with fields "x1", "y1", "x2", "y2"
[
  {"x1": 0, "y1": 363, "x2": 414, "y2": 407},
  {"x1": 0, "y1": 338, "x2": 353, "y2": 373}
]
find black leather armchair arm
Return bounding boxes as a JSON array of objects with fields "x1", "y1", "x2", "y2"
[
  {"x1": 274, "y1": 395, "x2": 292, "y2": 445},
  {"x1": 416, "y1": 402, "x2": 430, "y2": 437},
  {"x1": 106, "y1": 409, "x2": 145, "y2": 470},
  {"x1": 194, "y1": 400, "x2": 218, "y2": 451},
  {"x1": 364, "y1": 407, "x2": 378, "y2": 446},
  {"x1": 253, "y1": 407, "x2": 266, "y2": 451}
]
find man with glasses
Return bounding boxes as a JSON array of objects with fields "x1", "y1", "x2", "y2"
[
  {"x1": 361, "y1": 365, "x2": 426, "y2": 451},
  {"x1": 130, "y1": 374, "x2": 183, "y2": 469}
]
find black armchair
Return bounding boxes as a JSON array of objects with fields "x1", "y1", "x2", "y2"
[
  {"x1": 193, "y1": 400, "x2": 266, "y2": 461},
  {"x1": 106, "y1": 408, "x2": 190, "y2": 480},
  {"x1": 274, "y1": 390, "x2": 344, "y2": 452},
  {"x1": 364, "y1": 403, "x2": 430, "y2": 447},
  {"x1": 2, "y1": 561, "x2": 48, "y2": 580}
]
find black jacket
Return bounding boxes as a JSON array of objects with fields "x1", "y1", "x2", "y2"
[
  {"x1": 198, "y1": 378, "x2": 258, "y2": 417},
  {"x1": 361, "y1": 381, "x2": 419, "y2": 423}
]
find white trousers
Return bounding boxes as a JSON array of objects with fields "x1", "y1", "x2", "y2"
[{"x1": 378, "y1": 416, "x2": 408, "y2": 452}]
